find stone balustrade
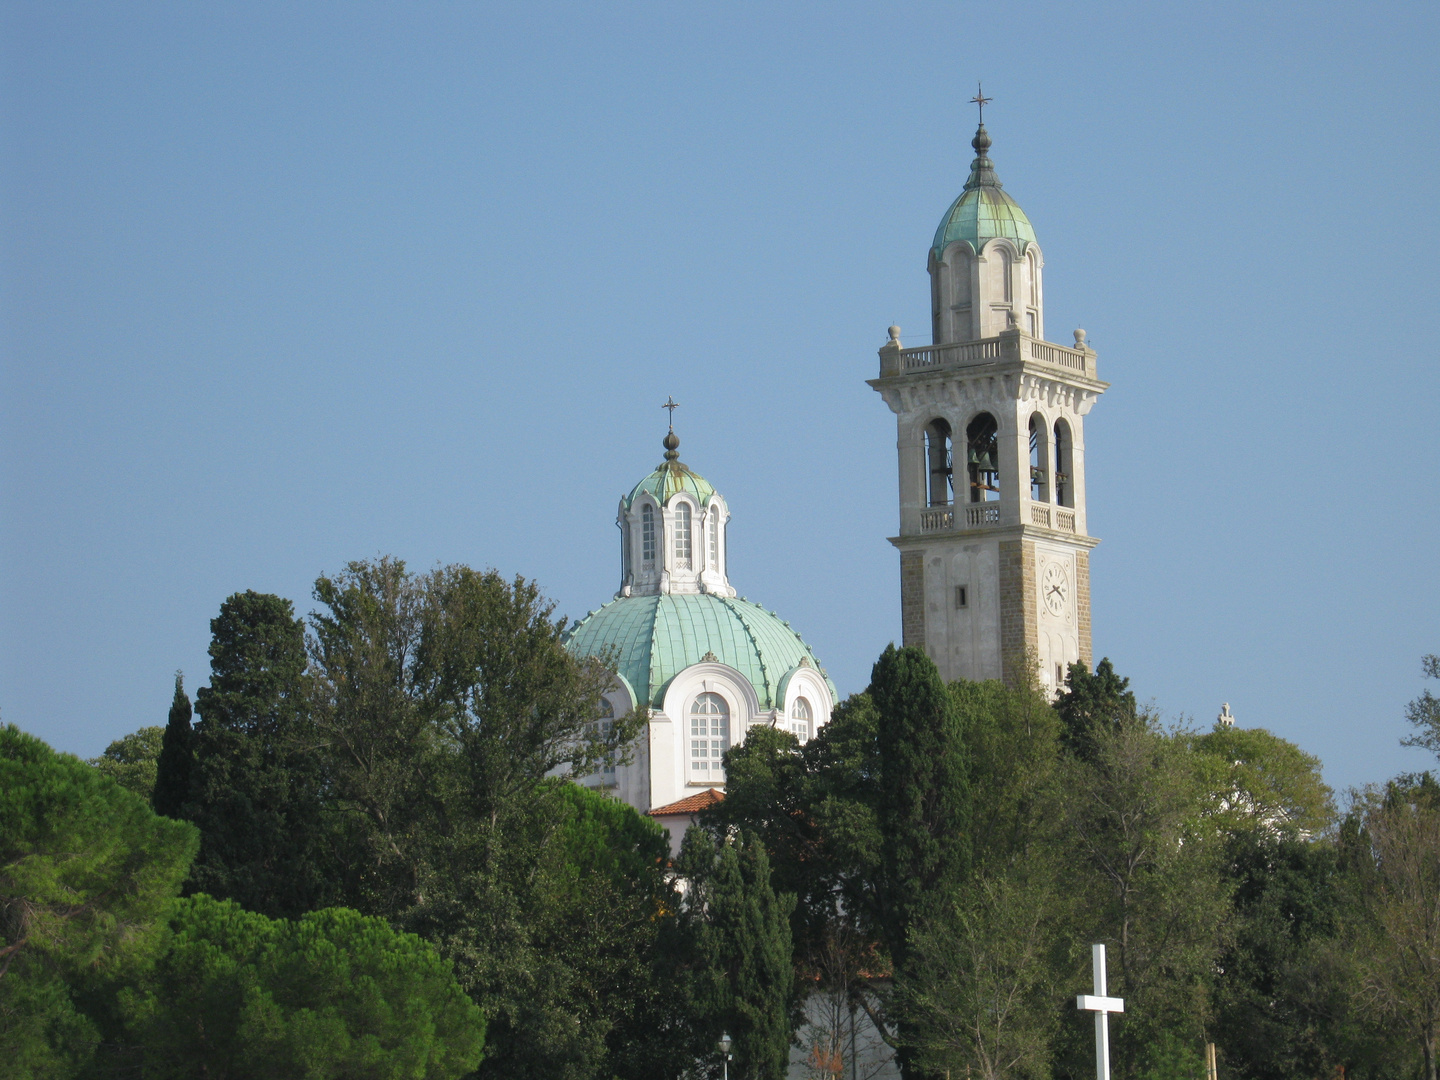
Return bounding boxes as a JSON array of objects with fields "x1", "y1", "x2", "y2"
[
  {"x1": 880, "y1": 330, "x2": 1097, "y2": 380},
  {"x1": 911, "y1": 500, "x2": 1077, "y2": 534}
]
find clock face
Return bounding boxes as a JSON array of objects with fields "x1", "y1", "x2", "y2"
[{"x1": 1042, "y1": 562, "x2": 1068, "y2": 617}]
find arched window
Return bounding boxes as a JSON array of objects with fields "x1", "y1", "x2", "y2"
[
  {"x1": 790, "y1": 696, "x2": 812, "y2": 744},
  {"x1": 690, "y1": 692, "x2": 730, "y2": 779},
  {"x1": 708, "y1": 509, "x2": 719, "y2": 572},
  {"x1": 641, "y1": 504, "x2": 656, "y2": 565},
  {"x1": 924, "y1": 419, "x2": 953, "y2": 507},
  {"x1": 966, "y1": 413, "x2": 1000, "y2": 503},
  {"x1": 674, "y1": 503, "x2": 692, "y2": 569},
  {"x1": 593, "y1": 699, "x2": 616, "y2": 781},
  {"x1": 1053, "y1": 420, "x2": 1073, "y2": 508},
  {"x1": 1029, "y1": 414, "x2": 1049, "y2": 502},
  {"x1": 993, "y1": 246, "x2": 1013, "y2": 303}
]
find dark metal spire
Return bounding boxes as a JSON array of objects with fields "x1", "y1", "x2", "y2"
[
  {"x1": 661, "y1": 396, "x2": 681, "y2": 461},
  {"x1": 963, "y1": 87, "x2": 1003, "y2": 192}
]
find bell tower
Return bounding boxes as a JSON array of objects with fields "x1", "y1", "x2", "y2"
[{"x1": 869, "y1": 104, "x2": 1107, "y2": 692}]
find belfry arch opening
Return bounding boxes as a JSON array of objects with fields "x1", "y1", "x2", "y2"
[
  {"x1": 1029, "y1": 414, "x2": 1050, "y2": 502},
  {"x1": 924, "y1": 419, "x2": 953, "y2": 507},
  {"x1": 1053, "y1": 419, "x2": 1073, "y2": 508},
  {"x1": 966, "y1": 413, "x2": 999, "y2": 503}
]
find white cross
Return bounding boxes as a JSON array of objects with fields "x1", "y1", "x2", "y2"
[{"x1": 1076, "y1": 943, "x2": 1124, "y2": 1080}]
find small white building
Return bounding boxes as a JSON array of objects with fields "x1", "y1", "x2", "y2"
[{"x1": 563, "y1": 428, "x2": 837, "y2": 839}]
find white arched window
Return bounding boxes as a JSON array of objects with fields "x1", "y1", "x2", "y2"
[
  {"x1": 690, "y1": 692, "x2": 729, "y2": 779},
  {"x1": 641, "y1": 504, "x2": 656, "y2": 565},
  {"x1": 708, "y1": 509, "x2": 719, "y2": 571},
  {"x1": 674, "y1": 503, "x2": 692, "y2": 569},
  {"x1": 593, "y1": 699, "x2": 616, "y2": 782},
  {"x1": 789, "y1": 696, "x2": 812, "y2": 744},
  {"x1": 1053, "y1": 420, "x2": 1073, "y2": 509}
]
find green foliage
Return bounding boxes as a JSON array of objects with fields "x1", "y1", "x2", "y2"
[
  {"x1": 898, "y1": 868, "x2": 1061, "y2": 1080},
  {"x1": 114, "y1": 894, "x2": 485, "y2": 1080},
  {"x1": 0, "y1": 726, "x2": 197, "y2": 1078},
  {"x1": 1192, "y1": 724, "x2": 1335, "y2": 838},
  {"x1": 1056, "y1": 657, "x2": 1138, "y2": 761},
  {"x1": 187, "y1": 590, "x2": 336, "y2": 918},
  {"x1": 678, "y1": 828, "x2": 796, "y2": 1080},
  {"x1": 88, "y1": 726, "x2": 163, "y2": 802},
  {"x1": 1403, "y1": 654, "x2": 1440, "y2": 762},
  {"x1": 1055, "y1": 715, "x2": 1230, "y2": 1073},
  {"x1": 1349, "y1": 775, "x2": 1440, "y2": 1080},
  {"x1": 151, "y1": 671, "x2": 193, "y2": 819},
  {"x1": 1211, "y1": 833, "x2": 1348, "y2": 1080},
  {"x1": 870, "y1": 645, "x2": 971, "y2": 963}
]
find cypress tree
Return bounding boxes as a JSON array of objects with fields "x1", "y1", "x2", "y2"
[
  {"x1": 151, "y1": 671, "x2": 193, "y2": 818},
  {"x1": 187, "y1": 591, "x2": 334, "y2": 918},
  {"x1": 870, "y1": 644, "x2": 970, "y2": 966},
  {"x1": 680, "y1": 828, "x2": 796, "y2": 1080}
]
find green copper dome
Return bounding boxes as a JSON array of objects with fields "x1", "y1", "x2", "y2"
[
  {"x1": 625, "y1": 430, "x2": 718, "y2": 509},
  {"x1": 931, "y1": 123, "x2": 1037, "y2": 260},
  {"x1": 564, "y1": 593, "x2": 836, "y2": 710}
]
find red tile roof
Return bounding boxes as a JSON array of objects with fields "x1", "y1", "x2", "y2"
[{"x1": 648, "y1": 788, "x2": 725, "y2": 817}]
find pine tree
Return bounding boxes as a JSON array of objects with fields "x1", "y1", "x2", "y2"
[{"x1": 151, "y1": 671, "x2": 193, "y2": 818}]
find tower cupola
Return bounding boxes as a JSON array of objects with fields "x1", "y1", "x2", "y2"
[
  {"x1": 929, "y1": 122, "x2": 1045, "y2": 344},
  {"x1": 617, "y1": 428, "x2": 733, "y2": 598}
]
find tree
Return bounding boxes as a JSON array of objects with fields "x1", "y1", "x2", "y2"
[
  {"x1": 1403, "y1": 654, "x2": 1440, "y2": 761},
  {"x1": 0, "y1": 725, "x2": 197, "y2": 1077},
  {"x1": 1055, "y1": 713, "x2": 1230, "y2": 1077},
  {"x1": 113, "y1": 894, "x2": 485, "y2": 1080},
  {"x1": 1192, "y1": 724, "x2": 1335, "y2": 839},
  {"x1": 151, "y1": 671, "x2": 193, "y2": 819},
  {"x1": 307, "y1": 559, "x2": 660, "y2": 1080},
  {"x1": 678, "y1": 828, "x2": 796, "y2": 1080},
  {"x1": 187, "y1": 590, "x2": 335, "y2": 918},
  {"x1": 1353, "y1": 776, "x2": 1440, "y2": 1080},
  {"x1": 869, "y1": 645, "x2": 971, "y2": 965},
  {"x1": 898, "y1": 869, "x2": 1061, "y2": 1080},
  {"x1": 1056, "y1": 658, "x2": 1138, "y2": 761},
  {"x1": 87, "y1": 726, "x2": 163, "y2": 802}
]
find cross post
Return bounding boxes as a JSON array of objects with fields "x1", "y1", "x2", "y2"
[{"x1": 1076, "y1": 943, "x2": 1124, "y2": 1080}]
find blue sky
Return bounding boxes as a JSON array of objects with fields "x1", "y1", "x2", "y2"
[{"x1": 3, "y1": 1, "x2": 1437, "y2": 794}]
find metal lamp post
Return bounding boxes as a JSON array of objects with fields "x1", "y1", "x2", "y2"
[{"x1": 718, "y1": 1032, "x2": 732, "y2": 1080}]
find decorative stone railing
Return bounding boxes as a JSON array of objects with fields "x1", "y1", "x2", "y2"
[
  {"x1": 880, "y1": 330, "x2": 1097, "y2": 380},
  {"x1": 912, "y1": 502, "x2": 1077, "y2": 535},
  {"x1": 964, "y1": 504, "x2": 1001, "y2": 527},
  {"x1": 1029, "y1": 504, "x2": 1078, "y2": 532},
  {"x1": 919, "y1": 508, "x2": 954, "y2": 532}
]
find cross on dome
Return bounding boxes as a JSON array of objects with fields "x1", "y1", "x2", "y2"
[{"x1": 969, "y1": 82, "x2": 992, "y2": 124}]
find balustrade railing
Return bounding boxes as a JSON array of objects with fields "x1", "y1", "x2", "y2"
[
  {"x1": 886, "y1": 333, "x2": 1095, "y2": 378},
  {"x1": 920, "y1": 508, "x2": 954, "y2": 532},
  {"x1": 902, "y1": 338, "x2": 1003, "y2": 372},
  {"x1": 964, "y1": 504, "x2": 1001, "y2": 527}
]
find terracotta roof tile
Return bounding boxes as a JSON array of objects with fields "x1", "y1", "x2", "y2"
[{"x1": 648, "y1": 788, "x2": 725, "y2": 817}]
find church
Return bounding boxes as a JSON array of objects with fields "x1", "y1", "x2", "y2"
[{"x1": 563, "y1": 109, "x2": 1104, "y2": 846}]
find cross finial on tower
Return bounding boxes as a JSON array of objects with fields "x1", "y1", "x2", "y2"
[
  {"x1": 969, "y1": 83, "x2": 993, "y2": 125},
  {"x1": 662, "y1": 396, "x2": 680, "y2": 431}
]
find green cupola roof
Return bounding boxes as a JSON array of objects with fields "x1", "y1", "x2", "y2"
[
  {"x1": 931, "y1": 123, "x2": 1037, "y2": 260},
  {"x1": 564, "y1": 593, "x2": 836, "y2": 710},
  {"x1": 624, "y1": 429, "x2": 718, "y2": 509}
]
